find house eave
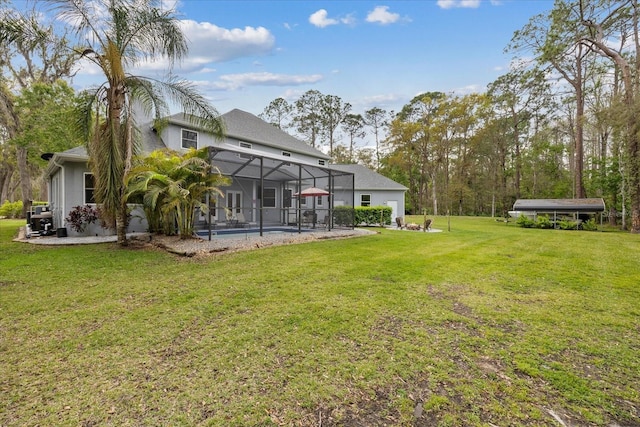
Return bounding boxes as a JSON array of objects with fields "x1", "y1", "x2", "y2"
[{"x1": 44, "y1": 152, "x2": 89, "y2": 177}]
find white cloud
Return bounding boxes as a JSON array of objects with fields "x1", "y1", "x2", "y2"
[
  {"x1": 178, "y1": 20, "x2": 275, "y2": 68},
  {"x1": 341, "y1": 13, "x2": 357, "y2": 26},
  {"x1": 359, "y1": 93, "x2": 403, "y2": 109},
  {"x1": 451, "y1": 84, "x2": 483, "y2": 95},
  {"x1": 309, "y1": 9, "x2": 355, "y2": 28},
  {"x1": 437, "y1": 0, "x2": 481, "y2": 9},
  {"x1": 366, "y1": 6, "x2": 400, "y2": 25},
  {"x1": 203, "y1": 72, "x2": 324, "y2": 91},
  {"x1": 309, "y1": 9, "x2": 338, "y2": 28}
]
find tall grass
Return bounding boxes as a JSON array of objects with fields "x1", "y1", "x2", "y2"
[{"x1": 1, "y1": 217, "x2": 639, "y2": 426}]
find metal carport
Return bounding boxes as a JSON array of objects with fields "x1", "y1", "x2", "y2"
[{"x1": 511, "y1": 198, "x2": 606, "y2": 227}]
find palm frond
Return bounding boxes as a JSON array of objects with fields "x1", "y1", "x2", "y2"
[
  {"x1": 0, "y1": 10, "x2": 50, "y2": 47},
  {"x1": 46, "y1": 0, "x2": 107, "y2": 48},
  {"x1": 130, "y1": 76, "x2": 226, "y2": 138},
  {"x1": 116, "y1": 3, "x2": 188, "y2": 67}
]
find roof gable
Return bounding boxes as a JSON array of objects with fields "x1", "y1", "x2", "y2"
[{"x1": 331, "y1": 164, "x2": 407, "y2": 191}]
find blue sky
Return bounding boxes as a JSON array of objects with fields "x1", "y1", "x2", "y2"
[{"x1": 71, "y1": 0, "x2": 555, "y2": 117}]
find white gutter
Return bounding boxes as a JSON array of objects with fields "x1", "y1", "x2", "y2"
[{"x1": 48, "y1": 156, "x2": 65, "y2": 229}]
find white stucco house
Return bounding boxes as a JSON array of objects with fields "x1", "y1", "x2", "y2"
[{"x1": 44, "y1": 109, "x2": 406, "y2": 236}]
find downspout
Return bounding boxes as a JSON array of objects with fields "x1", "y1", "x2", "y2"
[
  {"x1": 352, "y1": 172, "x2": 355, "y2": 229},
  {"x1": 50, "y1": 158, "x2": 65, "y2": 230}
]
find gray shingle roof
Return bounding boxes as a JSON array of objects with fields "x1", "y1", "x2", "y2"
[
  {"x1": 47, "y1": 127, "x2": 165, "y2": 161},
  {"x1": 165, "y1": 109, "x2": 330, "y2": 159},
  {"x1": 221, "y1": 109, "x2": 331, "y2": 159},
  {"x1": 331, "y1": 164, "x2": 407, "y2": 191}
]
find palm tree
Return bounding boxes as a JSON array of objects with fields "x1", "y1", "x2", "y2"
[
  {"x1": 49, "y1": 0, "x2": 225, "y2": 245},
  {"x1": 126, "y1": 148, "x2": 230, "y2": 239}
]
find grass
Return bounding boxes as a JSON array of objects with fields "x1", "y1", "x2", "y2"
[{"x1": 1, "y1": 216, "x2": 639, "y2": 426}]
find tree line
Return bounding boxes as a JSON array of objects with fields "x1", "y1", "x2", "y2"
[
  {"x1": 260, "y1": 1, "x2": 640, "y2": 232},
  {"x1": 2, "y1": 0, "x2": 640, "y2": 233}
]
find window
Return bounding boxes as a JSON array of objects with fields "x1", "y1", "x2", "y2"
[
  {"x1": 316, "y1": 195, "x2": 323, "y2": 206},
  {"x1": 227, "y1": 191, "x2": 242, "y2": 215},
  {"x1": 360, "y1": 194, "x2": 371, "y2": 207},
  {"x1": 262, "y1": 188, "x2": 276, "y2": 208},
  {"x1": 181, "y1": 129, "x2": 198, "y2": 149},
  {"x1": 318, "y1": 159, "x2": 326, "y2": 166},
  {"x1": 84, "y1": 173, "x2": 96, "y2": 204},
  {"x1": 238, "y1": 141, "x2": 252, "y2": 159}
]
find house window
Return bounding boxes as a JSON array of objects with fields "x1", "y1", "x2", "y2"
[
  {"x1": 262, "y1": 188, "x2": 276, "y2": 208},
  {"x1": 84, "y1": 173, "x2": 96, "y2": 204},
  {"x1": 318, "y1": 159, "x2": 326, "y2": 166},
  {"x1": 316, "y1": 196, "x2": 323, "y2": 206},
  {"x1": 238, "y1": 141, "x2": 252, "y2": 159},
  {"x1": 181, "y1": 129, "x2": 198, "y2": 149},
  {"x1": 361, "y1": 194, "x2": 371, "y2": 207}
]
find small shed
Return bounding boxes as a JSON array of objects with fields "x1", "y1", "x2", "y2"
[{"x1": 510, "y1": 198, "x2": 606, "y2": 223}]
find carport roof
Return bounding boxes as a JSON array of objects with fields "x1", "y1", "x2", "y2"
[{"x1": 513, "y1": 198, "x2": 606, "y2": 212}]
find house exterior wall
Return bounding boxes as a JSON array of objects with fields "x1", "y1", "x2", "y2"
[
  {"x1": 53, "y1": 161, "x2": 147, "y2": 237},
  {"x1": 354, "y1": 189, "x2": 405, "y2": 216},
  {"x1": 161, "y1": 125, "x2": 327, "y2": 166}
]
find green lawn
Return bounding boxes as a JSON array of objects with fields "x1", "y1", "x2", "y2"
[{"x1": 1, "y1": 217, "x2": 639, "y2": 426}]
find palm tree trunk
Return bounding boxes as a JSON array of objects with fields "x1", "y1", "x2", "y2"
[{"x1": 116, "y1": 202, "x2": 128, "y2": 245}]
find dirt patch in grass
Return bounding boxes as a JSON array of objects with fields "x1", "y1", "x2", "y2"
[{"x1": 142, "y1": 229, "x2": 374, "y2": 257}]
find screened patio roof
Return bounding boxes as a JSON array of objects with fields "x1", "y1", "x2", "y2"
[{"x1": 208, "y1": 143, "x2": 352, "y2": 183}]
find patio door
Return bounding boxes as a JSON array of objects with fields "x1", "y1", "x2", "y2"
[{"x1": 227, "y1": 191, "x2": 242, "y2": 216}]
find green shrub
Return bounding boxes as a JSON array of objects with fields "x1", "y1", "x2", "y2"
[
  {"x1": 354, "y1": 206, "x2": 392, "y2": 226},
  {"x1": 333, "y1": 206, "x2": 354, "y2": 226},
  {"x1": 558, "y1": 219, "x2": 578, "y2": 230},
  {"x1": 536, "y1": 215, "x2": 554, "y2": 229},
  {"x1": 582, "y1": 218, "x2": 598, "y2": 231},
  {"x1": 516, "y1": 214, "x2": 536, "y2": 228},
  {"x1": 0, "y1": 200, "x2": 23, "y2": 219}
]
